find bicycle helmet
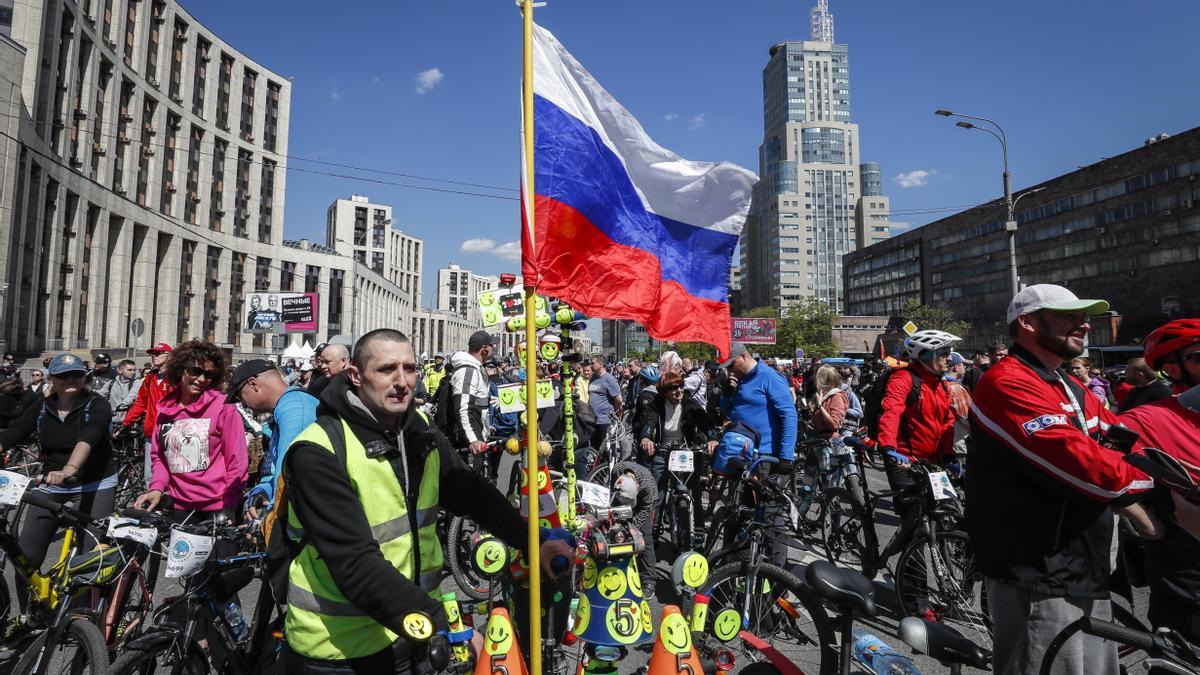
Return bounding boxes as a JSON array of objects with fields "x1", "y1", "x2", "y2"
[
  {"x1": 639, "y1": 365, "x2": 660, "y2": 383},
  {"x1": 1144, "y1": 318, "x2": 1200, "y2": 370},
  {"x1": 904, "y1": 329, "x2": 961, "y2": 358}
]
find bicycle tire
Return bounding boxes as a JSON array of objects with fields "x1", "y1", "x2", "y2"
[
  {"x1": 1036, "y1": 603, "x2": 1150, "y2": 675},
  {"x1": 894, "y1": 529, "x2": 991, "y2": 651},
  {"x1": 446, "y1": 516, "x2": 493, "y2": 601},
  {"x1": 705, "y1": 561, "x2": 836, "y2": 674},
  {"x1": 820, "y1": 487, "x2": 872, "y2": 577},
  {"x1": 109, "y1": 637, "x2": 208, "y2": 675},
  {"x1": 12, "y1": 616, "x2": 109, "y2": 675},
  {"x1": 586, "y1": 462, "x2": 613, "y2": 489}
]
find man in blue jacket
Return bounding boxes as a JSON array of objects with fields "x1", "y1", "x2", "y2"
[
  {"x1": 228, "y1": 360, "x2": 319, "y2": 518},
  {"x1": 720, "y1": 342, "x2": 797, "y2": 469},
  {"x1": 720, "y1": 341, "x2": 798, "y2": 566}
]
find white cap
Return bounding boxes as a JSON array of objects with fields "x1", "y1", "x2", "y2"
[{"x1": 1006, "y1": 284, "x2": 1109, "y2": 324}]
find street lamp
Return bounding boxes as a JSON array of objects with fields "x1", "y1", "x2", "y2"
[{"x1": 935, "y1": 108, "x2": 1019, "y2": 296}]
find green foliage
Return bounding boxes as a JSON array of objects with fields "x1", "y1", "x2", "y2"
[
  {"x1": 900, "y1": 298, "x2": 973, "y2": 337},
  {"x1": 669, "y1": 342, "x2": 717, "y2": 363}
]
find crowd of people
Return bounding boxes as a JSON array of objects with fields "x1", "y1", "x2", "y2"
[{"x1": 0, "y1": 282, "x2": 1196, "y2": 673}]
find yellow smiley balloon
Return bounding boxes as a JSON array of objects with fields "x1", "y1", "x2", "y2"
[
  {"x1": 660, "y1": 612, "x2": 693, "y2": 654},
  {"x1": 597, "y1": 566, "x2": 628, "y2": 601}
]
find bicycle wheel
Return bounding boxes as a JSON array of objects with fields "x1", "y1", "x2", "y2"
[
  {"x1": 109, "y1": 635, "x2": 207, "y2": 675},
  {"x1": 705, "y1": 561, "x2": 835, "y2": 674},
  {"x1": 446, "y1": 516, "x2": 493, "y2": 601},
  {"x1": 106, "y1": 559, "x2": 154, "y2": 648},
  {"x1": 585, "y1": 461, "x2": 613, "y2": 489},
  {"x1": 820, "y1": 487, "x2": 872, "y2": 576},
  {"x1": 1036, "y1": 603, "x2": 1149, "y2": 675},
  {"x1": 12, "y1": 617, "x2": 109, "y2": 675},
  {"x1": 895, "y1": 529, "x2": 991, "y2": 650}
]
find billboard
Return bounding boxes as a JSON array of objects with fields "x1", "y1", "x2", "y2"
[
  {"x1": 244, "y1": 292, "x2": 319, "y2": 333},
  {"x1": 731, "y1": 317, "x2": 777, "y2": 344}
]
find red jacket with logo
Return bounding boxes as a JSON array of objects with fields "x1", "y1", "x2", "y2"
[
  {"x1": 966, "y1": 345, "x2": 1152, "y2": 597},
  {"x1": 876, "y1": 365, "x2": 955, "y2": 462},
  {"x1": 123, "y1": 372, "x2": 171, "y2": 433}
]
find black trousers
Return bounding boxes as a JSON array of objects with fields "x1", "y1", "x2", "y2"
[{"x1": 284, "y1": 640, "x2": 430, "y2": 675}]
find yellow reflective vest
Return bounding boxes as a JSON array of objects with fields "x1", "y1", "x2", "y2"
[
  {"x1": 284, "y1": 416, "x2": 443, "y2": 661},
  {"x1": 423, "y1": 365, "x2": 446, "y2": 397}
]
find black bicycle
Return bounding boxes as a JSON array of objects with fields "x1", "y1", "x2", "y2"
[
  {"x1": 1038, "y1": 611, "x2": 1199, "y2": 675},
  {"x1": 653, "y1": 441, "x2": 704, "y2": 556},
  {"x1": 112, "y1": 423, "x2": 145, "y2": 508}
]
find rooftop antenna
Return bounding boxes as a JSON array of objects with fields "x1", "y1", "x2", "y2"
[{"x1": 811, "y1": 0, "x2": 835, "y2": 42}]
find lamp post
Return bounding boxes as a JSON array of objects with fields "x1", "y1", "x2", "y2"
[{"x1": 935, "y1": 109, "x2": 1020, "y2": 296}]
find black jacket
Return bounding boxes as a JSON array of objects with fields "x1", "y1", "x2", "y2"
[
  {"x1": 633, "y1": 391, "x2": 718, "y2": 448},
  {"x1": 284, "y1": 375, "x2": 528, "y2": 641},
  {"x1": 0, "y1": 391, "x2": 114, "y2": 482},
  {"x1": 1116, "y1": 378, "x2": 1174, "y2": 413}
]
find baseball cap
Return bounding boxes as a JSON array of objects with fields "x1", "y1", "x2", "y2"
[
  {"x1": 300, "y1": 362, "x2": 314, "y2": 372},
  {"x1": 226, "y1": 359, "x2": 277, "y2": 403},
  {"x1": 48, "y1": 353, "x2": 88, "y2": 376},
  {"x1": 1006, "y1": 284, "x2": 1110, "y2": 324},
  {"x1": 949, "y1": 352, "x2": 965, "y2": 367},
  {"x1": 468, "y1": 330, "x2": 499, "y2": 352},
  {"x1": 720, "y1": 342, "x2": 750, "y2": 368},
  {"x1": 93, "y1": 352, "x2": 111, "y2": 364},
  {"x1": 147, "y1": 342, "x2": 173, "y2": 355}
]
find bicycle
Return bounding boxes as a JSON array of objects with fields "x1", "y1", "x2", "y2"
[
  {"x1": 701, "y1": 455, "x2": 836, "y2": 674},
  {"x1": 107, "y1": 513, "x2": 279, "y2": 675},
  {"x1": 583, "y1": 419, "x2": 630, "y2": 489},
  {"x1": 1035, "y1": 602, "x2": 1194, "y2": 674},
  {"x1": 653, "y1": 441, "x2": 704, "y2": 556},
  {"x1": 111, "y1": 423, "x2": 145, "y2": 507},
  {"x1": 7, "y1": 488, "x2": 113, "y2": 675}
]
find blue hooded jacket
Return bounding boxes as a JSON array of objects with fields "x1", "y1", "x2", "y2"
[{"x1": 720, "y1": 360, "x2": 798, "y2": 461}]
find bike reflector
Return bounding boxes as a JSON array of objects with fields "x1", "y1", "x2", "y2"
[
  {"x1": 165, "y1": 527, "x2": 215, "y2": 578},
  {"x1": 107, "y1": 516, "x2": 158, "y2": 548},
  {"x1": 0, "y1": 470, "x2": 30, "y2": 505}
]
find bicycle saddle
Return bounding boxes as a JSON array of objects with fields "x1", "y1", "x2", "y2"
[
  {"x1": 898, "y1": 616, "x2": 990, "y2": 669},
  {"x1": 804, "y1": 560, "x2": 877, "y2": 617}
]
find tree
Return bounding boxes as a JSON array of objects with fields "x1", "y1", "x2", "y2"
[
  {"x1": 737, "y1": 300, "x2": 840, "y2": 361},
  {"x1": 900, "y1": 298, "x2": 972, "y2": 337}
]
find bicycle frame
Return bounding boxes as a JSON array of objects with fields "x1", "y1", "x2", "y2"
[{"x1": 0, "y1": 516, "x2": 80, "y2": 615}]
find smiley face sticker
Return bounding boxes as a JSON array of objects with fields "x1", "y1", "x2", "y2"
[
  {"x1": 712, "y1": 608, "x2": 742, "y2": 643},
  {"x1": 481, "y1": 308, "x2": 501, "y2": 326},
  {"x1": 536, "y1": 381, "x2": 554, "y2": 406},
  {"x1": 573, "y1": 593, "x2": 591, "y2": 635},
  {"x1": 484, "y1": 615, "x2": 514, "y2": 655},
  {"x1": 474, "y1": 538, "x2": 508, "y2": 576},
  {"x1": 672, "y1": 552, "x2": 710, "y2": 590},
  {"x1": 640, "y1": 600, "x2": 653, "y2": 635},
  {"x1": 659, "y1": 611, "x2": 693, "y2": 654},
  {"x1": 498, "y1": 387, "x2": 517, "y2": 408},
  {"x1": 581, "y1": 558, "x2": 598, "y2": 589},
  {"x1": 627, "y1": 558, "x2": 643, "y2": 598},
  {"x1": 401, "y1": 612, "x2": 434, "y2": 641},
  {"x1": 604, "y1": 598, "x2": 642, "y2": 645},
  {"x1": 597, "y1": 566, "x2": 628, "y2": 600}
]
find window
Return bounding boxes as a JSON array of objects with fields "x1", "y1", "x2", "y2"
[
  {"x1": 264, "y1": 82, "x2": 280, "y2": 152},
  {"x1": 259, "y1": 159, "x2": 275, "y2": 243},
  {"x1": 210, "y1": 139, "x2": 226, "y2": 231},
  {"x1": 234, "y1": 149, "x2": 252, "y2": 238},
  {"x1": 217, "y1": 55, "x2": 233, "y2": 129},
  {"x1": 240, "y1": 68, "x2": 257, "y2": 141},
  {"x1": 193, "y1": 38, "x2": 210, "y2": 117}
]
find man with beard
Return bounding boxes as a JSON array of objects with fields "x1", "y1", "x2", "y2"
[{"x1": 966, "y1": 285, "x2": 1162, "y2": 674}]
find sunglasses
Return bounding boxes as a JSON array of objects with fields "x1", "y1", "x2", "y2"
[
  {"x1": 185, "y1": 366, "x2": 221, "y2": 381},
  {"x1": 934, "y1": 348, "x2": 953, "y2": 358}
]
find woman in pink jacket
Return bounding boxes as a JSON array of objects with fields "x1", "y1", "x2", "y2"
[{"x1": 135, "y1": 340, "x2": 247, "y2": 523}]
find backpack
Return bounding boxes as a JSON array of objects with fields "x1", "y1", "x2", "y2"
[
  {"x1": 712, "y1": 421, "x2": 763, "y2": 475},
  {"x1": 430, "y1": 364, "x2": 459, "y2": 445},
  {"x1": 861, "y1": 367, "x2": 922, "y2": 442},
  {"x1": 263, "y1": 415, "x2": 346, "y2": 610}
]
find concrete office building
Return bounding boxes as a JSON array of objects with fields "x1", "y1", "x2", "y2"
[
  {"x1": 0, "y1": 0, "x2": 413, "y2": 359},
  {"x1": 601, "y1": 319, "x2": 657, "y2": 361},
  {"x1": 326, "y1": 194, "x2": 422, "y2": 305},
  {"x1": 739, "y1": 0, "x2": 891, "y2": 313},
  {"x1": 437, "y1": 263, "x2": 498, "y2": 322},
  {"x1": 844, "y1": 127, "x2": 1200, "y2": 351}
]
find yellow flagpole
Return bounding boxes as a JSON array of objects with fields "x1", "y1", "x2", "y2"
[{"x1": 521, "y1": 2, "x2": 542, "y2": 673}]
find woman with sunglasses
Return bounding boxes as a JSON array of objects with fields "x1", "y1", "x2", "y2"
[
  {"x1": 134, "y1": 340, "x2": 247, "y2": 525},
  {"x1": 0, "y1": 353, "x2": 117, "y2": 615}
]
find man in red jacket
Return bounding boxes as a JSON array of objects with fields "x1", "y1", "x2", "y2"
[
  {"x1": 967, "y1": 285, "x2": 1160, "y2": 674},
  {"x1": 119, "y1": 342, "x2": 173, "y2": 487}
]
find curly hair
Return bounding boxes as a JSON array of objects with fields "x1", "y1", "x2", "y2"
[{"x1": 164, "y1": 340, "x2": 228, "y2": 390}]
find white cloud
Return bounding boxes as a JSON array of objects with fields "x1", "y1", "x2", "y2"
[
  {"x1": 494, "y1": 242, "x2": 521, "y2": 262},
  {"x1": 459, "y1": 238, "x2": 495, "y2": 253},
  {"x1": 894, "y1": 169, "x2": 937, "y2": 188},
  {"x1": 688, "y1": 113, "x2": 706, "y2": 130},
  {"x1": 415, "y1": 67, "x2": 444, "y2": 94},
  {"x1": 328, "y1": 81, "x2": 342, "y2": 102},
  {"x1": 663, "y1": 113, "x2": 679, "y2": 122},
  {"x1": 890, "y1": 221, "x2": 914, "y2": 234}
]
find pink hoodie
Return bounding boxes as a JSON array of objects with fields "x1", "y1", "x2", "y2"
[{"x1": 149, "y1": 387, "x2": 248, "y2": 512}]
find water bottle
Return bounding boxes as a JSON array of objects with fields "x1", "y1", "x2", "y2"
[
  {"x1": 852, "y1": 628, "x2": 921, "y2": 674},
  {"x1": 224, "y1": 600, "x2": 248, "y2": 643}
]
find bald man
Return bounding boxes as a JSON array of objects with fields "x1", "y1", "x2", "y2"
[{"x1": 1117, "y1": 357, "x2": 1174, "y2": 413}]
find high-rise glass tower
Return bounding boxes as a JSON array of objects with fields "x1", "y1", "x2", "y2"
[{"x1": 739, "y1": 0, "x2": 891, "y2": 312}]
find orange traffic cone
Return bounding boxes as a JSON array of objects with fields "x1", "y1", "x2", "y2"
[
  {"x1": 475, "y1": 607, "x2": 527, "y2": 675},
  {"x1": 647, "y1": 605, "x2": 704, "y2": 675}
]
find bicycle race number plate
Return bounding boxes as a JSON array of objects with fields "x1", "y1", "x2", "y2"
[
  {"x1": 577, "y1": 481, "x2": 611, "y2": 509},
  {"x1": 668, "y1": 450, "x2": 694, "y2": 473},
  {"x1": 107, "y1": 517, "x2": 158, "y2": 548},
  {"x1": 927, "y1": 471, "x2": 956, "y2": 501},
  {"x1": 0, "y1": 470, "x2": 31, "y2": 506},
  {"x1": 165, "y1": 528, "x2": 215, "y2": 578}
]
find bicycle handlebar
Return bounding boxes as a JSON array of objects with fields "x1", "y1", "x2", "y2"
[
  {"x1": 21, "y1": 489, "x2": 98, "y2": 528},
  {"x1": 1082, "y1": 617, "x2": 1156, "y2": 651}
]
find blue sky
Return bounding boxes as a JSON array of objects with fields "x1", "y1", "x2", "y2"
[{"x1": 185, "y1": 0, "x2": 1200, "y2": 311}]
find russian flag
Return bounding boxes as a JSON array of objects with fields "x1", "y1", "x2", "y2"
[{"x1": 521, "y1": 24, "x2": 756, "y2": 358}]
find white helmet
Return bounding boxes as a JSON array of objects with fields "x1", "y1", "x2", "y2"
[{"x1": 904, "y1": 329, "x2": 961, "y2": 358}]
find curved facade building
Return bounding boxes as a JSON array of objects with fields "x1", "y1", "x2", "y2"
[{"x1": 0, "y1": 0, "x2": 415, "y2": 359}]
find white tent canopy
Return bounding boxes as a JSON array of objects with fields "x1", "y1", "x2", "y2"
[
  {"x1": 282, "y1": 341, "x2": 306, "y2": 360},
  {"x1": 299, "y1": 340, "x2": 316, "y2": 359}
]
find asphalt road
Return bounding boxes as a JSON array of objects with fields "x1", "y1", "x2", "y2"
[{"x1": 1, "y1": 464, "x2": 1150, "y2": 674}]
